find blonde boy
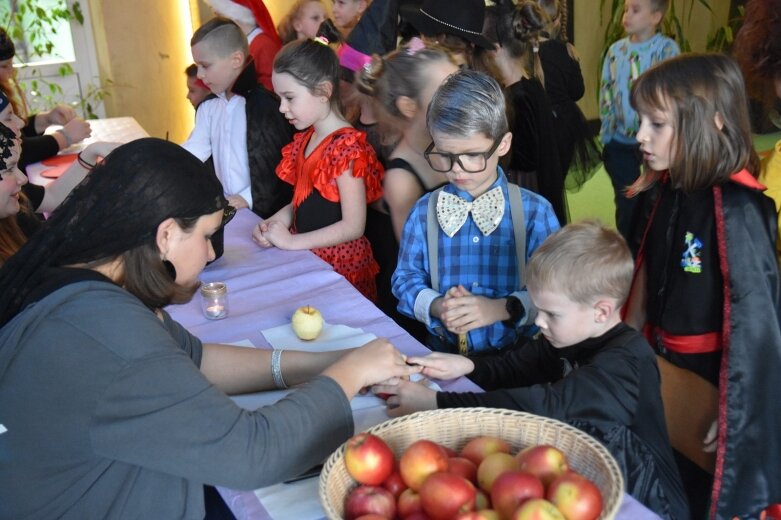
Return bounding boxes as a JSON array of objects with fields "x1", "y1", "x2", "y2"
[{"x1": 380, "y1": 222, "x2": 689, "y2": 519}]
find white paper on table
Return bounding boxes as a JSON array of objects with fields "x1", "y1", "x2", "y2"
[{"x1": 262, "y1": 321, "x2": 377, "y2": 352}]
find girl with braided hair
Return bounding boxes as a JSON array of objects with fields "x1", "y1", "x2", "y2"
[
  {"x1": 481, "y1": 0, "x2": 568, "y2": 225},
  {"x1": 0, "y1": 138, "x2": 419, "y2": 519}
]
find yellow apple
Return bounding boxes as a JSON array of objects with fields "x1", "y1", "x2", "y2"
[{"x1": 291, "y1": 305, "x2": 324, "y2": 340}]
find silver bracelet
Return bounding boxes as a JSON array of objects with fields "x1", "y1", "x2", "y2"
[{"x1": 271, "y1": 349, "x2": 287, "y2": 389}]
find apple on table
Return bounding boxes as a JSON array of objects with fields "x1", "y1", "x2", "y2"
[{"x1": 291, "y1": 305, "x2": 324, "y2": 340}]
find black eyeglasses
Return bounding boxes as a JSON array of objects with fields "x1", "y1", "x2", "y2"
[{"x1": 424, "y1": 139, "x2": 502, "y2": 173}]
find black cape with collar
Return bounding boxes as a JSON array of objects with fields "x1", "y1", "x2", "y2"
[
  {"x1": 631, "y1": 174, "x2": 781, "y2": 519},
  {"x1": 201, "y1": 60, "x2": 293, "y2": 219},
  {"x1": 437, "y1": 323, "x2": 689, "y2": 519}
]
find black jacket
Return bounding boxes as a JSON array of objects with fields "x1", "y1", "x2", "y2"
[
  {"x1": 201, "y1": 61, "x2": 293, "y2": 218},
  {"x1": 438, "y1": 323, "x2": 689, "y2": 520},
  {"x1": 632, "y1": 174, "x2": 781, "y2": 519}
]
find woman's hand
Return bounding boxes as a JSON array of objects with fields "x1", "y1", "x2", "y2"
[
  {"x1": 322, "y1": 338, "x2": 421, "y2": 399},
  {"x1": 36, "y1": 104, "x2": 77, "y2": 132},
  {"x1": 80, "y1": 141, "x2": 120, "y2": 166},
  {"x1": 405, "y1": 352, "x2": 474, "y2": 381},
  {"x1": 44, "y1": 104, "x2": 78, "y2": 125},
  {"x1": 372, "y1": 379, "x2": 437, "y2": 417},
  {"x1": 60, "y1": 118, "x2": 91, "y2": 146}
]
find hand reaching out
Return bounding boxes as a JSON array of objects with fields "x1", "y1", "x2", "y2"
[
  {"x1": 372, "y1": 379, "x2": 438, "y2": 417},
  {"x1": 61, "y1": 118, "x2": 91, "y2": 145},
  {"x1": 440, "y1": 285, "x2": 506, "y2": 334},
  {"x1": 323, "y1": 338, "x2": 422, "y2": 399},
  {"x1": 405, "y1": 352, "x2": 474, "y2": 381},
  {"x1": 45, "y1": 104, "x2": 78, "y2": 125},
  {"x1": 80, "y1": 141, "x2": 120, "y2": 166}
]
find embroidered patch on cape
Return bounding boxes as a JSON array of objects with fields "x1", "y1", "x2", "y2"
[{"x1": 681, "y1": 231, "x2": 703, "y2": 274}]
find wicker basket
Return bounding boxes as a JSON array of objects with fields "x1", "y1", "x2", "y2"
[{"x1": 319, "y1": 408, "x2": 625, "y2": 520}]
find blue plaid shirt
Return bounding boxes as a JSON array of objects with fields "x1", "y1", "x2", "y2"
[{"x1": 392, "y1": 169, "x2": 560, "y2": 352}]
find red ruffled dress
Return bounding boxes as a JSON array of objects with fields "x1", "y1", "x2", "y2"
[{"x1": 276, "y1": 127, "x2": 384, "y2": 301}]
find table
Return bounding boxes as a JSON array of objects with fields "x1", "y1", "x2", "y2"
[
  {"x1": 26, "y1": 116, "x2": 149, "y2": 186},
  {"x1": 167, "y1": 210, "x2": 660, "y2": 519}
]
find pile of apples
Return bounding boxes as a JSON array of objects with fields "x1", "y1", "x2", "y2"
[{"x1": 341, "y1": 433, "x2": 603, "y2": 520}]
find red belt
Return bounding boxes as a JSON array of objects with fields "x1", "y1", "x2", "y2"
[{"x1": 644, "y1": 324, "x2": 723, "y2": 354}]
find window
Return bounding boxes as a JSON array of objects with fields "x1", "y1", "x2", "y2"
[{"x1": 0, "y1": 0, "x2": 104, "y2": 117}]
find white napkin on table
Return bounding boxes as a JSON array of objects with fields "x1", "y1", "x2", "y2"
[{"x1": 262, "y1": 321, "x2": 377, "y2": 352}]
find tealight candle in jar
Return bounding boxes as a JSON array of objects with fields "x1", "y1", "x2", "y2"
[{"x1": 200, "y1": 282, "x2": 229, "y2": 320}]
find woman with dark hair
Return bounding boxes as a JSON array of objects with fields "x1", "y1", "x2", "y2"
[{"x1": 0, "y1": 138, "x2": 418, "y2": 519}]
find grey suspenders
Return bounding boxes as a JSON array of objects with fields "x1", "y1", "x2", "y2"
[{"x1": 426, "y1": 184, "x2": 526, "y2": 293}]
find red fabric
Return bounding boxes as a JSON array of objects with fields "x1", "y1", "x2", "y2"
[
  {"x1": 233, "y1": 0, "x2": 281, "y2": 47},
  {"x1": 710, "y1": 184, "x2": 731, "y2": 520},
  {"x1": 41, "y1": 153, "x2": 77, "y2": 179},
  {"x1": 729, "y1": 167, "x2": 766, "y2": 190},
  {"x1": 645, "y1": 325, "x2": 722, "y2": 354},
  {"x1": 276, "y1": 127, "x2": 384, "y2": 208},
  {"x1": 312, "y1": 236, "x2": 379, "y2": 302},
  {"x1": 248, "y1": 32, "x2": 280, "y2": 91},
  {"x1": 765, "y1": 504, "x2": 781, "y2": 519}
]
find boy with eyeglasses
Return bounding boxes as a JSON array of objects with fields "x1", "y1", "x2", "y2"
[{"x1": 392, "y1": 70, "x2": 559, "y2": 354}]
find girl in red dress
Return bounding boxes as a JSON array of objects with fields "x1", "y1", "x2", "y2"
[{"x1": 252, "y1": 38, "x2": 383, "y2": 301}]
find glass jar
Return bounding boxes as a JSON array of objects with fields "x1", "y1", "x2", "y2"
[{"x1": 200, "y1": 282, "x2": 229, "y2": 320}]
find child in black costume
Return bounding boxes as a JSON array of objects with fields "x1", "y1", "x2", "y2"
[{"x1": 376, "y1": 221, "x2": 689, "y2": 519}]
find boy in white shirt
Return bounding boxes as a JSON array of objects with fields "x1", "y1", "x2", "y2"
[{"x1": 183, "y1": 17, "x2": 292, "y2": 217}]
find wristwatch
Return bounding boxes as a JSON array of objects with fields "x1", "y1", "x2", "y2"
[{"x1": 504, "y1": 295, "x2": 524, "y2": 326}]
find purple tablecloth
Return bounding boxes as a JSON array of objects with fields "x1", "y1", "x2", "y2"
[{"x1": 167, "y1": 209, "x2": 660, "y2": 520}]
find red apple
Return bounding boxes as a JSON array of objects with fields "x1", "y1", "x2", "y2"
[
  {"x1": 547, "y1": 472, "x2": 603, "y2": 520},
  {"x1": 419, "y1": 471, "x2": 477, "y2": 520},
  {"x1": 457, "y1": 511, "x2": 501, "y2": 520},
  {"x1": 382, "y1": 469, "x2": 407, "y2": 498},
  {"x1": 405, "y1": 513, "x2": 431, "y2": 520},
  {"x1": 512, "y1": 498, "x2": 566, "y2": 520},
  {"x1": 345, "y1": 485, "x2": 396, "y2": 520},
  {"x1": 449, "y1": 457, "x2": 478, "y2": 483},
  {"x1": 442, "y1": 445, "x2": 458, "y2": 457},
  {"x1": 398, "y1": 488, "x2": 423, "y2": 518},
  {"x1": 515, "y1": 445, "x2": 569, "y2": 487},
  {"x1": 490, "y1": 471, "x2": 545, "y2": 520},
  {"x1": 477, "y1": 452, "x2": 521, "y2": 493},
  {"x1": 400, "y1": 440, "x2": 450, "y2": 491},
  {"x1": 461, "y1": 436, "x2": 512, "y2": 466},
  {"x1": 345, "y1": 433, "x2": 395, "y2": 486}
]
